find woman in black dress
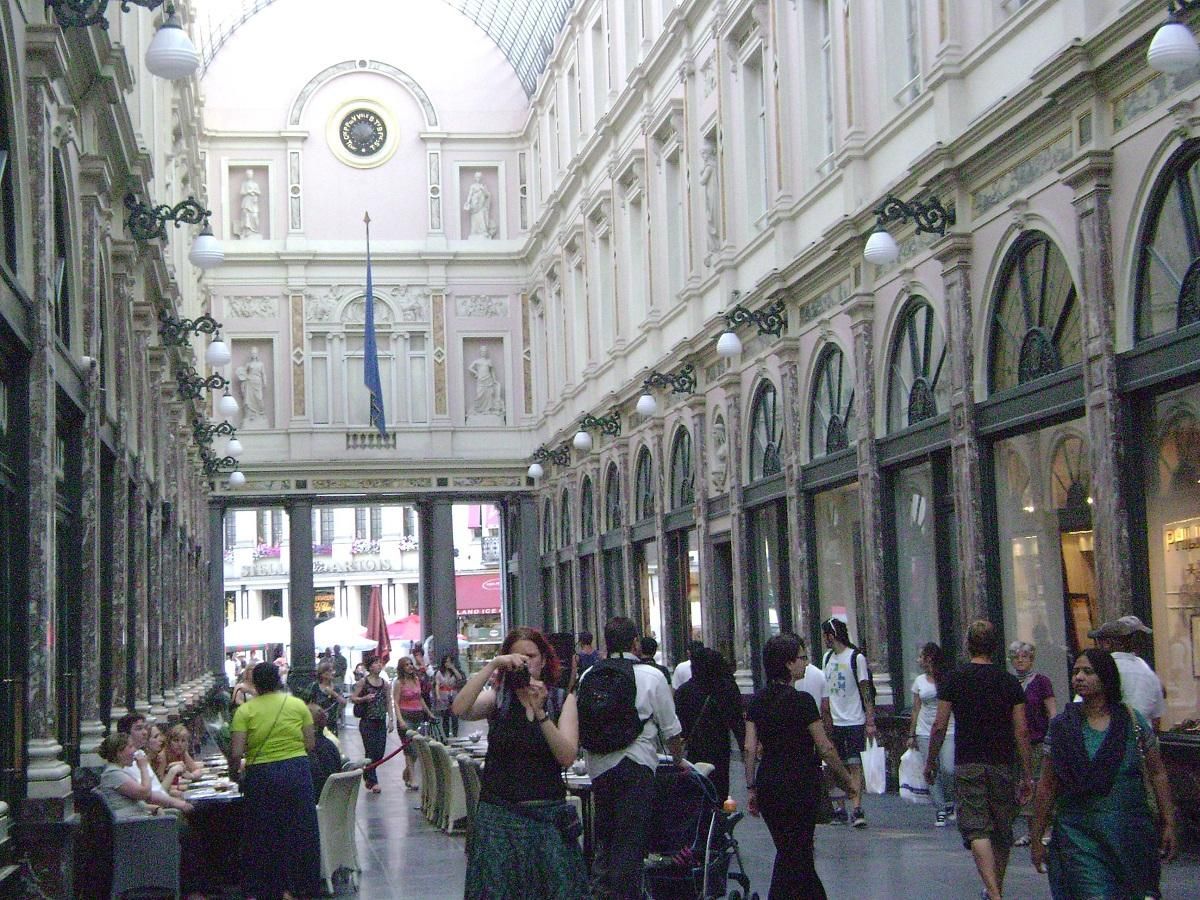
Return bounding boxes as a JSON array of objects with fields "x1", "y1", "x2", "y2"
[
  {"x1": 674, "y1": 646, "x2": 745, "y2": 800},
  {"x1": 745, "y1": 634, "x2": 853, "y2": 900}
]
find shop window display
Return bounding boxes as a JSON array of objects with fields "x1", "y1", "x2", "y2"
[
  {"x1": 993, "y1": 421, "x2": 1093, "y2": 703},
  {"x1": 1145, "y1": 383, "x2": 1200, "y2": 730},
  {"x1": 894, "y1": 463, "x2": 939, "y2": 696},
  {"x1": 814, "y1": 482, "x2": 865, "y2": 645},
  {"x1": 749, "y1": 501, "x2": 790, "y2": 638}
]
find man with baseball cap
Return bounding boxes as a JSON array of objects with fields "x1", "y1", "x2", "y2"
[{"x1": 1088, "y1": 615, "x2": 1165, "y2": 730}]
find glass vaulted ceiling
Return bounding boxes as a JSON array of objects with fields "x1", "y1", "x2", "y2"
[{"x1": 196, "y1": 0, "x2": 577, "y2": 97}]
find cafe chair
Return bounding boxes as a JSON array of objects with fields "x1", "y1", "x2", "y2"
[
  {"x1": 93, "y1": 789, "x2": 181, "y2": 899},
  {"x1": 456, "y1": 754, "x2": 483, "y2": 855},
  {"x1": 316, "y1": 768, "x2": 363, "y2": 894},
  {"x1": 429, "y1": 741, "x2": 467, "y2": 833},
  {"x1": 413, "y1": 735, "x2": 441, "y2": 824}
]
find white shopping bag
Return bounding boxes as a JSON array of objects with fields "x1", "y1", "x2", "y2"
[
  {"x1": 862, "y1": 738, "x2": 887, "y2": 795},
  {"x1": 898, "y1": 748, "x2": 930, "y2": 804}
]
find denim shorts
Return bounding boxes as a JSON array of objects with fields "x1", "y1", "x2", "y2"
[{"x1": 830, "y1": 724, "x2": 866, "y2": 764}]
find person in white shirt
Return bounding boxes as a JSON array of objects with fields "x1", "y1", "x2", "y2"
[
  {"x1": 671, "y1": 640, "x2": 705, "y2": 690},
  {"x1": 820, "y1": 617, "x2": 875, "y2": 827},
  {"x1": 1089, "y1": 616, "x2": 1166, "y2": 730},
  {"x1": 792, "y1": 639, "x2": 827, "y2": 706},
  {"x1": 907, "y1": 642, "x2": 956, "y2": 826},
  {"x1": 116, "y1": 713, "x2": 167, "y2": 797},
  {"x1": 581, "y1": 617, "x2": 683, "y2": 900}
]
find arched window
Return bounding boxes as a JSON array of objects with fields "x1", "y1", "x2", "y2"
[
  {"x1": 888, "y1": 299, "x2": 948, "y2": 431},
  {"x1": 604, "y1": 462, "x2": 622, "y2": 530},
  {"x1": 1136, "y1": 143, "x2": 1200, "y2": 340},
  {"x1": 542, "y1": 498, "x2": 554, "y2": 553},
  {"x1": 634, "y1": 447, "x2": 655, "y2": 520},
  {"x1": 1051, "y1": 434, "x2": 1091, "y2": 513},
  {"x1": 989, "y1": 231, "x2": 1081, "y2": 392},
  {"x1": 559, "y1": 489, "x2": 572, "y2": 546},
  {"x1": 809, "y1": 346, "x2": 856, "y2": 459},
  {"x1": 580, "y1": 475, "x2": 595, "y2": 538},
  {"x1": 669, "y1": 427, "x2": 694, "y2": 509},
  {"x1": 748, "y1": 381, "x2": 782, "y2": 481}
]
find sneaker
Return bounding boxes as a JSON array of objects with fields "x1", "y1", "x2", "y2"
[
  {"x1": 935, "y1": 809, "x2": 949, "y2": 827},
  {"x1": 851, "y1": 807, "x2": 867, "y2": 828},
  {"x1": 946, "y1": 805, "x2": 957, "y2": 822},
  {"x1": 827, "y1": 807, "x2": 848, "y2": 825},
  {"x1": 1013, "y1": 834, "x2": 1031, "y2": 847}
]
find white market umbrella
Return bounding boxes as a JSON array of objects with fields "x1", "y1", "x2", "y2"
[
  {"x1": 224, "y1": 615, "x2": 290, "y2": 648},
  {"x1": 314, "y1": 616, "x2": 378, "y2": 652}
]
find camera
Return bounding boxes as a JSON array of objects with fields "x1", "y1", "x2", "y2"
[{"x1": 506, "y1": 665, "x2": 531, "y2": 690}]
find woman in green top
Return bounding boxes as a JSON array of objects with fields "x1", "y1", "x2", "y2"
[
  {"x1": 230, "y1": 662, "x2": 321, "y2": 900},
  {"x1": 1030, "y1": 648, "x2": 1178, "y2": 899}
]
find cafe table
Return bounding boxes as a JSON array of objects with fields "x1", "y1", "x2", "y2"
[{"x1": 563, "y1": 772, "x2": 594, "y2": 873}]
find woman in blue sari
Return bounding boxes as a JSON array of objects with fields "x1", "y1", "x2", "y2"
[{"x1": 1029, "y1": 648, "x2": 1178, "y2": 898}]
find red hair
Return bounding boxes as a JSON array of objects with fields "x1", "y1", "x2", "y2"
[{"x1": 499, "y1": 627, "x2": 560, "y2": 684}]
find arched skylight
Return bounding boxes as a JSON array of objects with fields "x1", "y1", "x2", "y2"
[{"x1": 195, "y1": 0, "x2": 576, "y2": 96}]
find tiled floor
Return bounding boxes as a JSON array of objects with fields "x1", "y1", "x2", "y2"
[{"x1": 339, "y1": 724, "x2": 1200, "y2": 899}]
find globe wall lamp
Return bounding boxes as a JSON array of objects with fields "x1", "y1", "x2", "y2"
[
  {"x1": 227, "y1": 471, "x2": 246, "y2": 488},
  {"x1": 862, "y1": 194, "x2": 955, "y2": 266},
  {"x1": 573, "y1": 412, "x2": 621, "y2": 452},
  {"x1": 1149, "y1": 1, "x2": 1200, "y2": 73},
  {"x1": 160, "y1": 311, "x2": 231, "y2": 366},
  {"x1": 176, "y1": 366, "x2": 227, "y2": 401},
  {"x1": 528, "y1": 443, "x2": 571, "y2": 479},
  {"x1": 716, "y1": 295, "x2": 786, "y2": 358},
  {"x1": 46, "y1": 2, "x2": 200, "y2": 80},
  {"x1": 217, "y1": 391, "x2": 239, "y2": 418},
  {"x1": 636, "y1": 364, "x2": 697, "y2": 416},
  {"x1": 124, "y1": 193, "x2": 224, "y2": 269}
]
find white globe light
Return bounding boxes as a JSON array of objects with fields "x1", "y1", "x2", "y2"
[
  {"x1": 716, "y1": 330, "x2": 742, "y2": 358},
  {"x1": 1148, "y1": 20, "x2": 1200, "y2": 75},
  {"x1": 145, "y1": 13, "x2": 200, "y2": 80},
  {"x1": 228, "y1": 471, "x2": 246, "y2": 488},
  {"x1": 218, "y1": 393, "x2": 239, "y2": 417},
  {"x1": 863, "y1": 228, "x2": 901, "y2": 266},
  {"x1": 226, "y1": 438, "x2": 244, "y2": 458},
  {"x1": 189, "y1": 227, "x2": 224, "y2": 270},
  {"x1": 636, "y1": 393, "x2": 658, "y2": 417},
  {"x1": 527, "y1": 462, "x2": 544, "y2": 480},
  {"x1": 204, "y1": 340, "x2": 231, "y2": 367},
  {"x1": 573, "y1": 430, "x2": 593, "y2": 452}
]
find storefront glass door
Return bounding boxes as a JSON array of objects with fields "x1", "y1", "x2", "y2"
[{"x1": 814, "y1": 482, "x2": 866, "y2": 646}]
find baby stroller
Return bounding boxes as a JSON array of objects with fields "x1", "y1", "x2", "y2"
[{"x1": 643, "y1": 764, "x2": 758, "y2": 900}]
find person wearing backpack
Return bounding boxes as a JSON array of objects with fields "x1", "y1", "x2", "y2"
[
  {"x1": 578, "y1": 616, "x2": 683, "y2": 900},
  {"x1": 820, "y1": 616, "x2": 876, "y2": 828}
]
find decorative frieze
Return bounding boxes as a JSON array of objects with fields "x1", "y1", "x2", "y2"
[
  {"x1": 795, "y1": 279, "x2": 851, "y2": 329},
  {"x1": 971, "y1": 132, "x2": 1072, "y2": 216},
  {"x1": 455, "y1": 294, "x2": 508, "y2": 317},
  {"x1": 1113, "y1": 67, "x2": 1200, "y2": 133},
  {"x1": 227, "y1": 295, "x2": 279, "y2": 318}
]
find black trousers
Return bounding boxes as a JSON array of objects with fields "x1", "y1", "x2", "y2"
[
  {"x1": 591, "y1": 757, "x2": 654, "y2": 900},
  {"x1": 758, "y1": 770, "x2": 825, "y2": 900},
  {"x1": 360, "y1": 717, "x2": 387, "y2": 788}
]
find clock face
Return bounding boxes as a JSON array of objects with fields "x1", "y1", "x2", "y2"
[{"x1": 339, "y1": 109, "x2": 387, "y2": 157}]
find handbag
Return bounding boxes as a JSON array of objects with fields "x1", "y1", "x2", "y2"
[
  {"x1": 1127, "y1": 705, "x2": 1161, "y2": 827},
  {"x1": 679, "y1": 696, "x2": 713, "y2": 761}
]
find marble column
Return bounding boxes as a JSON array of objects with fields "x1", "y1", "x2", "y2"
[
  {"x1": 935, "y1": 233, "x2": 990, "y2": 628},
  {"x1": 778, "y1": 344, "x2": 815, "y2": 630},
  {"x1": 108, "y1": 430, "x2": 131, "y2": 725},
  {"x1": 419, "y1": 499, "x2": 459, "y2": 665},
  {"x1": 20, "y1": 74, "x2": 70, "y2": 819},
  {"x1": 648, "y1": 423, "x2": 673, "y2": 659},
  {"x1": 847, "y1": 294, "x2": 891, "y2": 705},
  {"x1": 1064, "y1": 151, "x2": 1132, "y2": 623},
  {"x1": 721, "y1": 374, "x2": 754, "y2": 688},
  {"x1": 130, "y1": 469, "x2": 151, "y2": 717},
  {"x1": 687, "y1": 397, "x2": 715, "y2": 647},
  {"x1": 209, "y1": 501, "x2": 228, "y2": 681},
  {"x1": 148, "y1": 483, "x2": 166, "y2": 720},
  {"x1": 510, "y1": 495, "x2": 545, "y2": 630},
  {"x1": 286, "y1": 498, "x2": 316, "y2": 696}
]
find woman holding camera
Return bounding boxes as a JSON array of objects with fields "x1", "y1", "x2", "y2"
[{"x1": 452, "y1": 627, "x2": 588, "y2": 899}]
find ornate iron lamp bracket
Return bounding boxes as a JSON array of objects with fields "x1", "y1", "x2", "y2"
[
  {"x1": 160, "y1": 310, "x2": 223, "y2": 346},
  {"x1": 192, "y1": 416, "x2": 236, "y2": 446},
  {"x1": 532, "y1": 444, "x2": 571, "y2": 467},
  {"x1": 176, "y1": 366, "x2": 228, "y2": 400},
  {"x1": 580, "y1": 412, "x2": 621, "y2": 437},
  {"x1": 873, "y1": 194, "x2": 955, "y2": 237},
  {"x1": 46, "y1": 0, "x2": 170, "y2": 29},
  {"x1": 725, "y1": 295, "x2": 786, "y2": 337},
  {"x1": 125, "y1": 192, "x2": 210, "y2": 243},
  {"x1": 1170, "y1": 1, "x2": 1200, "y2": 16},
  {"x1": 643, "y1": 363, "x2": 697, "y2": 395},
  {"x1": 200, "y1": 446, "x2": 237, "y2": 476}
]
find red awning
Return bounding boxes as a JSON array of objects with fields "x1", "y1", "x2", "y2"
[{"x1": 456, "y1": 572, "x2": 502, "y2": 614}]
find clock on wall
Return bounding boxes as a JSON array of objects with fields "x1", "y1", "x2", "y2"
[{"x1": 339, "y1": 108, "x2": 387, "y2": 157}]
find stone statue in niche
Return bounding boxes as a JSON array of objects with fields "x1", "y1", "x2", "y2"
[
  {"x1": 700, "y1": 145, "x2": 720, "y2": 256},
  {"x1": 239, "y1": 169, "x2": 261, "y2": 238},
  {"x1": 237, "y1": 346, "x2": 267, "y2": 425},
  {"x1": 467, "y1": 345, "x2": 504, "y2": 418},
  {"x1": 464, "y1": 172, "x2": 494, "y2": 238},
  {"x1": 711, "y1": 414, "x2": 728, "y2": 490}
]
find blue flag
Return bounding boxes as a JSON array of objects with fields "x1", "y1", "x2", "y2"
[{"x1": 363, "y1": 213, "x2": 386, "y2": 437}]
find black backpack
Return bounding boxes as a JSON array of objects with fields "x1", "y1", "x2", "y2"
[
  {"x1": 823, "y1": 648, "x2": 877, "y2": 708},
  {"x1": 577, "y1": 658, "x2": 647, "y2": 754}
]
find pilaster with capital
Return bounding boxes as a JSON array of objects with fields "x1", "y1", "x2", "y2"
[
  {"x1": 778, "y1": 343, "x2": 814, "y2": 630},
  {"x1": 687, "y1": 396, "x2": 715, "y2": 648},
  {"x1": 647, "y1": 421, "x2": 674, "y2": 659},
  {"x1": 847, "y1": 295, "x2": 889, "y2": 687},
  {"x1": 1063, "y1": 151, "x2": 1131, "y2": 622},
  {"x1": 108, "y1": 271, "x2": 134, "y2": 721},
  {"x1": 722, "y1": 375, "x2": 753, "y2": 684},
  {"x1": 935, "y1": 233, "x2": 989, "y2": 627}
]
